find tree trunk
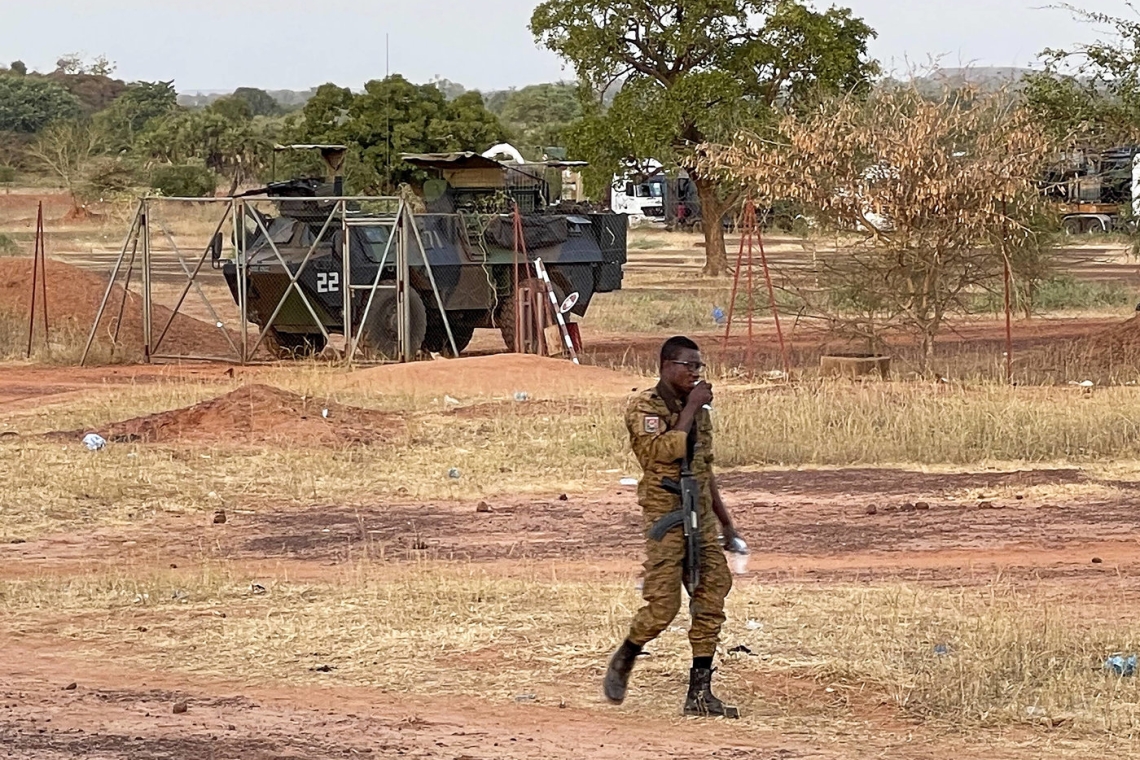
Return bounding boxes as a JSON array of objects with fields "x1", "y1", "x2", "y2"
[
  {"x1": 919, "y1": 328, "x2": 934, "y2": 376},
  {"x1": 693, "y1": 174, "x2": 728, "y2": 276}
]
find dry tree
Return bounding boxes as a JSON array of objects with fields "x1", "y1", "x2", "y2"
[{"x1": 702, "y1": 84, "x2": 1059, "y2": 373}]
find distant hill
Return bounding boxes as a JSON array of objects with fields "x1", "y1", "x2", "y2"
[{"x1": 885, "y1": 67, "x2": 1040, "y2": 95}]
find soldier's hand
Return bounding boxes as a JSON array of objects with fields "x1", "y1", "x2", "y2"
[{"x1": 688, "y1": 381, "x2": 713, "y2": 409}]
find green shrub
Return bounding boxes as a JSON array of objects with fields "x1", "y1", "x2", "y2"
[{"x1": 149, "y1": 163, "x2": 217, "y2": 198}]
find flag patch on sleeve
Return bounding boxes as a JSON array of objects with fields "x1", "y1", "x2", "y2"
[{"x1": 643, "y1": 415, "x2": 661, "y2": 434}]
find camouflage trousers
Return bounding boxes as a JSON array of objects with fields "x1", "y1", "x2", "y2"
[{"x1": 627, "y1": 523, "x2": 733, "y2": 659}]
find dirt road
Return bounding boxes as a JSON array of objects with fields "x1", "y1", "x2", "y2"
[{"x1": 4, "y1": 456, "x2": 1139, "y2": 757}]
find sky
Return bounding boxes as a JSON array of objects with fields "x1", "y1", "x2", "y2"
[{"x1": 0, "y1": 0, "x2": 1137, "y2": 93}]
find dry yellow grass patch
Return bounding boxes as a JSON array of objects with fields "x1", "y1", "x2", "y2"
[
  {"x1": 9, "y1": 378, "x2": 1140, "y2": 539},
  {"x1": 3, "y1": 564, "x2": 1140, "y2": 743}
]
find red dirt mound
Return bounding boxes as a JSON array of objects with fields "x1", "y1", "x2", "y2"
[
  {"x1": 0, "y1": 257, "x2": 234, "y2": 359},
  {"x1": 56, "y1": 384, "x2": 404, "y2": 445},
  {"x1": 1083, "y1": 315, "x2": 1140, "y2": 353},
  {"x1": 335, "y1": 353, "x2": 647, "y2": 399}
]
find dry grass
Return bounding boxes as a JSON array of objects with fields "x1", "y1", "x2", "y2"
[
  {"x1": 4, "y1": 563, "x2": 1140, "y2": 744},
  {"x1": 583, "y1": 287, "x2": 724, "y2": 334},
  {"x1": 0, "y1": 311, "x2": 118, "y2": 364},
  {"x1": 10, "y1": 378, "x2": 1140, "y2": 539},
  {"x1": 715, "y1": 382, "x2": 1140, "y2": 466}
]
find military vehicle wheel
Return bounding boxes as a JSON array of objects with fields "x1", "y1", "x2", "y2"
[
  {"x1": 360, "y1": 289, "x2": 427, "y2": 358},
  {"x1": 266, "y1": 329, "x2": 327, "y2": 359},
  {"x1": 423, "y1": 311, "x2": 476, "y2": 356},
  {"x1": 496, "y1": 277, "x2": 565, "y2": 352}
]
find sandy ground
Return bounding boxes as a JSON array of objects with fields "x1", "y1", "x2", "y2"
[
  {"x1": 8, "y1": 467, "x2": 1136, "y2": 759},
  {"x1": 3, "y1": 360, "x2": 1140, "y2": 758},
  {"x1": 4, "y1": 199, "x2": 1140, "y2": 757}
]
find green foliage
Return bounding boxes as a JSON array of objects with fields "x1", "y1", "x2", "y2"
[
  {"x1": 287, "y1": 75, "x2": 509, "y2": 193},
  {"x1": 0, "y1": 233, "x2": 15, "y2": 255},
  {"x1": 149, "y1": 163, "x2": 217, "y2": 198},
  {"x1": 0, "y1": 75, "x2": 81, "y2": 133},
  {"x1": 531, "y1": 0, "x2": 878, "y2": 274},
  {"x1": 482, "y1": 89, "x2": 513, "y2": 115},
  {"x1": 9, "y1": 61, "x2": 26, "y2": 77},
  {"x1": 209, "y1": 95, "x2": 253, "y2": 123},
  {"x1": 79, "y1": 156, "x2": 141, "y2": 201},
  {"x1": 94, "y1": 81, "x2": 177, "y2": 152},
  {"x1": 499, "y1": 82, "x2": 581, "y2": 152},
  {"x1": 977, "y1": 276, "x2": 1134, "y2": 314},
  {"x1": 0, "y1": 165, "x2": 15, "y2": 185},
  {"x1": 1034, "y1": 276, "x2": 1135, "y2": 311},
  {"x1": 232, "y1": 87, "x2": 281, "y2": 117},
  {"x1": 135, "y1": 97, "x2": 277, "y2": 194},
  {"x1": 1024, "y1": 9, "x2": 1140, "y2": 146}
]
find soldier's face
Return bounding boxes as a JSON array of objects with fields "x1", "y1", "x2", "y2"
[{"x1": 662, "y1": 348, "x2": 704, "y2": 395}]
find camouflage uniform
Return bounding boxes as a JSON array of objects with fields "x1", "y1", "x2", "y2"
[{"x1": 624, "y1": 382, "x2": 732, "y2": 659}]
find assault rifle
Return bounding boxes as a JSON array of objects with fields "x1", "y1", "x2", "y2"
[{"x1": 647, "y1": 456, "x2": 701, "y2": 595}]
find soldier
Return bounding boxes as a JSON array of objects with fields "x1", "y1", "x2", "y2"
[{"x1": 604, "y1": 335, "x2": 742, "y2": 717}]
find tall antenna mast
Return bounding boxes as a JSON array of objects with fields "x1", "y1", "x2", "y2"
[{"x1": 385, "y1": 33, "x2": 392, "y2": 195}]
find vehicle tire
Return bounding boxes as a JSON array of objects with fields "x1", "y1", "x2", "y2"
[
  {"x1": 495, "y1": 277, "x2": 565, "y2": 352},
  {"x1": 265, "y1": 328, "x2": 327, "y2": 359},
  {"x1": 359, "y1": 289, "x2": 427, "y2": 359},
  {"x1": 422, "y1": 311, "x2": 476, "y2": 356}
]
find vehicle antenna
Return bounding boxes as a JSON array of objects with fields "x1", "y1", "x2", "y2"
[{"x1": 386, "y1": 33, "x2": 392, "y2": 196}]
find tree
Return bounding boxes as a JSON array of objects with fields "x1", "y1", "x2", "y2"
[
  {"x1": 95, "y1": 80, "x2": 178, "y2": 152},
  {"x1": 54, "y1": 54, "x2": 115, "y2": 77},
  {"x1": 26, "y1": 120, "x2": 102, "y2": 212},
  {"x1": 9, "y1": 61, "x2": 26, "y2": 76},
  {"x1": 532, "y1": 0, "x2": 879, "y2": 275},
  {"x1": 136, "y1": 97, "x2": 275, "y2": 195},
  {"x1": 1024, "y1": 8, "x2": 1140, "y2": 147},
  {"x1": 500, "y1": 82, "x2": 582, "y2": 152},
  {"x1": 149, "y1": 163, "x2": 218, "y2": 197},
  {"x1": 289, "y1": 75, "x2": 509, "y2": 193},
  {"x1": 704, "y1": 85, "x2": 1057, "y2": 372},
  {"x1": 46, "y1": 69, "x2": 128, "y2": 117},
  {"x1": 80, "y1": 156, "x2": 142, "y2": 202},
  {"x1": 429, "y1": 77, "x2": 467, "y2": 101},
  {"x1": 232, "y1": 87, "x2": 282, "y2": 117},
  {"x1": 0, "y1": 75, "x2": 81, "y2": 133}
]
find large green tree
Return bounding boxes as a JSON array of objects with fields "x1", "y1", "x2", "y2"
[
  {"x1": 531, "y1": 0, "x2": 878, "y2": 274},
  {"x1": 95, "y1": 80, "x2": 178, "y2": 152},
  {"x1": 137, "y1": 97, "x2": 275, "y2": 194},
  {"x1": 499, "y1": 82, "x2": 582, "y2": 155},
  {"x1": 232, "y1": 87, "x2": 282, "y2": 117},
  {"x1": 289, "y1": 75, "x2": 509, "y2": 193},
  {"x1": 0, "y1": 74, "x2": 81, "y2": 133}
]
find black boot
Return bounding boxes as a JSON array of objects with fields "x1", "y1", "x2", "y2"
[
  {"x1": 683, "y1": 667, "x2": 740, "y2": 718},
  {"x1": 603, "y1": 640, "x2": 641, "y2": 704}
]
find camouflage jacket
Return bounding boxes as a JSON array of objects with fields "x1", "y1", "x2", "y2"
[{"x1": 625, "y1": 381, "x2": 718, "y2": 537}]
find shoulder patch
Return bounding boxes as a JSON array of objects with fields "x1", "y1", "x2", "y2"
[{"x1": 643, "y1": 415, "x2": 661, "y2": 434}]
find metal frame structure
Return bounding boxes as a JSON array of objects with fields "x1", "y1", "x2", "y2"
[{"x1": 81, "y1": 194, "x2": 456, "y2": 366}]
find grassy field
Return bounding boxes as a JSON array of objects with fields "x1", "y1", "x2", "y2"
[
  {"x1": 7, "y1": 377, "x2": 1140, "y2": 541},
  {"x1": 5, "y1": 564, "x2": 1140, "y2": 739},
  {"x1": 7, "y1": 193, "x2": 1140, "y2": 756}
]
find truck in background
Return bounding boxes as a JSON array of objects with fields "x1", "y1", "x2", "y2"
[{"x1": 1043, "y1": 147, "x2": 1140, "y2": 234}]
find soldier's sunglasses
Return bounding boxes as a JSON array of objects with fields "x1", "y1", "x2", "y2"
[{"x1": 670, "y1": 360, "x2": 706, "y2": 373}]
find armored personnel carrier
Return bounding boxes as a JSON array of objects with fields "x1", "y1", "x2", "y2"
[{"x1": 220, "y1": 151, "x2": 627, "y2": 358}]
